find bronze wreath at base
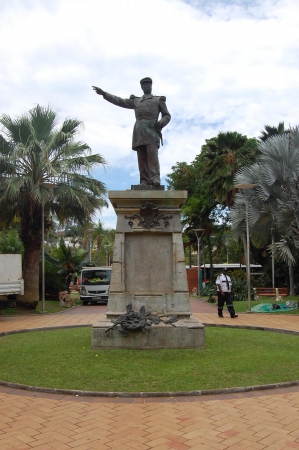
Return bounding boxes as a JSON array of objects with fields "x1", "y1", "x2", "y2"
[{"x1": 105, "y1": 304, "x2": 178, "y2": 337}]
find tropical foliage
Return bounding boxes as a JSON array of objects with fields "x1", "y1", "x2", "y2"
[
  {"x1": 0, "y1": 105, "x2": 107, "y2": 307},
  {"x1": 201, "y1": 131, "x2": 260, "y2": 207},
  {"x1": 0, "y1": 229, "x2": 24, "y2": 254},
  {"x1": 232, "y1": 127, "x2": 299, "y2": 260},
  {"x1": 167, "y1": 131, "x2": 260, "y2": 278},
  {"x1": 259, "y1": 121, "x2": 288, "y2": 142},
  {"x1": 232, "y1": 126, "x2": 299, "y2": 292},
  {"x1": 50, "y1": 237, "x2": 87, "y2": 281}
]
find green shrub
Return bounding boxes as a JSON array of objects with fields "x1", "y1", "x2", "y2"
[
  {"x1": 0, "y1": 229, "x2": 24, "y2": 254},
  {"x1": 231, "y1": 276, "x2": 248, "y2": 301},
  {"x1": 202, "y1": 283, "x2": 217, "y2": 303},
  {"x1": 39, "y1": 260, "x2": 66, "y2": 299},
  {"x1": 231, "y1": 269, "x2": 246, "y2": 281}
]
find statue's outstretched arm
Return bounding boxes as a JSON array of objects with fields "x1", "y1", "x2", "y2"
[{"x1": 93, "y1": 86, "x2": 134, "y2": 110}]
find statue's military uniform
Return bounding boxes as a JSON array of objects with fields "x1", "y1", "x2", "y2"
[
  {"x1": 102, "y1": 89, "x2": 171, "y2": 185},
  {"x1": 103, "y1": 92, "x2": 171, "y2": 149}
]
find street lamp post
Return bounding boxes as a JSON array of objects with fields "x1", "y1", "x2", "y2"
[
  {"x1": 194, "y1": 229, "x2": 205, "y2": 297},
  {"x1": 235, "y1": 183, "x2": 257, "y2": 312}
]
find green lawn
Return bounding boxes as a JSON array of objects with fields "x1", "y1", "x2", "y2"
[
  {"x1": 0, "y1": 293, "x2": 81, "y2": 315},
  {"x1": 203, "y1": 296, "x2": 299, "y2": 314},
  {"x1": 0, "y1": 327, "x2": 298, "y2": 392}
]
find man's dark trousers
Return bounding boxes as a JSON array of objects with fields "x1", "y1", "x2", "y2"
[{"x1": 217, "y1": 291, "x2": 236, "y2": 317}]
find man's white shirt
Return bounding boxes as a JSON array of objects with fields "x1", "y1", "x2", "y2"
[{"x1": 216, "y1": 274, "x2": 232, "y2": 292}]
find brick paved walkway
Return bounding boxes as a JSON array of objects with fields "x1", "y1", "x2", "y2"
[{"x1": 1, "y1": 299, "x2": 299, "y2": 449}]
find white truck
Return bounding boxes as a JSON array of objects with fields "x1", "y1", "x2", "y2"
[
  {"x1": 0, "y1": 254, "x2": 24, "y2": 308},
  {"x1": 80, "y1": 266, "x2": 111, "y2": 305}
]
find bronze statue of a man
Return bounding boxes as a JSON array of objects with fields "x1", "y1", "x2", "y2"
[{"x1": 92, "y1": 77, "x2": 171, "y2": 186}]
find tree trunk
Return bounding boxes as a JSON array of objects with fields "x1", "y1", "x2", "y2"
[
  {"x1": 216, "y1": 236, "x2": 222, "y2": 263},
  {"x1": 20, "y1": 244, "x2": 40, "y2": 307},
  {"x1": 19, "y1": 201, "x2": 42, "y2": 308},
  {"x1": 288, "y1": 262, "x2": 295, "y2": 296}
]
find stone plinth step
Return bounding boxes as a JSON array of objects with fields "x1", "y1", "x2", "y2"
[{"x1": 92, "y1": 314, "x2": 205, "y2": 349}]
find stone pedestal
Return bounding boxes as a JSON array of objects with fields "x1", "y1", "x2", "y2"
[{"x1": 92, "y1": 189, "x2": 205, "y2": 349}]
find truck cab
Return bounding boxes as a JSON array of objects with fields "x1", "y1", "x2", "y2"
[{"x1": 80, "y1": 266, "x2": 111, "y2": 305}]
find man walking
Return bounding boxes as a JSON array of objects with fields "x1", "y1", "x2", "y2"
[
  {"x1": 92, "y1": 77, "x2": 171, "y2": 186},
  {"x1": 216, "y1": 268, "x2": 238, "y2": 318}
]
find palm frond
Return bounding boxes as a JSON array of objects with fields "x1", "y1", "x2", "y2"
[
  {"x1": 269, "y1": 238, "x2": 295, "y2": 264},
  {"x1": 29, "y1": 105, "x2": 58, "y2": 142}
]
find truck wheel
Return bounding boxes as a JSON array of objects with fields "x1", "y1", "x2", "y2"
[{"x1": 82, "y1": 301, "x2": 88, "y2": 306}]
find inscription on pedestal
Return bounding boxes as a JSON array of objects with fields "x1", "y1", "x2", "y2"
[{"x1": 125, "y1": 233, "x2": 173, "y2": 293}]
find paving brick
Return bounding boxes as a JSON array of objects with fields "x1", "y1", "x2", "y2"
[
  {"x1": 164, "y1": 441, "x2": 190, "y2": 449},
  {"x1": 284, "y1": 442, "x2": 299, "y2": 448},
  {"x1": 87, "y1": 442, "x2": 110, "y2": 450},
  {"x1": 26, "y1": 445, "x2": 53, "y2": 450}
]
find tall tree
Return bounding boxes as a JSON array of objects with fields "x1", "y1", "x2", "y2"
[
  {"x1": 232, "y1": 127, "x2": 299, "y2": 292},
  {"x1": 51, "y1": 237, "x2": 87, "y2": 288},
  {"x1": 0, "y1": 105, "x2": 107, "y2": 308},
  {"x1": 166, "y1": 156, "x2": 227, "y2": 280},
  {"x1": 65, "y1": 222, "x2": 85, "y2": 252},
  {"x1": 166, "y1": 131, "x2": 260, "y2": 272},
  {"x1": 201, "y1": 132, "x2": 260, "y2": 207},
  {"x1": 259, "y1": 121, "x2": 288, "y2": 142}
]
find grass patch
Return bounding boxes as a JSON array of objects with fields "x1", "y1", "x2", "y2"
[
  {"x1": 0, "y1": 294, "x2": 81, "y2": 316},
  {"x1": 234, "y1": 297, "x2": 299, "y2": 314},
  {"x1": 0, "y1": 327, "x2": 298, "y2": 392},
  {"x1": 203, "y1": 296, "x2": 299, "y2": 314}
]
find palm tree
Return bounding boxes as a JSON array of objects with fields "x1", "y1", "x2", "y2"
[
  {"x1": 259, "y1": 121, "x2": 288, "y2": 142},
  {"x1": 0, "y1": 105, "x2": 107, "y2": 307},
  {"x1": 202, "y1": 132, "x2": 259, "y2": 207},
  {"x1": 232, "y1": 127, "x2": 299, "y2": 293},
  {"x1": 65, "y1": 222, "x2": 85, "y2": 252},
  {"x1": 51, "y1": 237, "x2": 87, "y2": 288}
]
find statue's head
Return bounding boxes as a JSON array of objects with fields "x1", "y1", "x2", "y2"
[{"x1": 140, "y1": 77, "x2": 152, "y2": 94}]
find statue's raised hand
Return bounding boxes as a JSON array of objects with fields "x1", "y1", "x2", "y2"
[{"x1": 92, "y1": 86, "x2": 105, "y2": 96}]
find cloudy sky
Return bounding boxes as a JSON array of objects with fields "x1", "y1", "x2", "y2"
[{"x1": 1, "y1": 0, "x2": 299, "y2": 229}]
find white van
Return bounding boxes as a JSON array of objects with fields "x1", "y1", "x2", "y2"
[{"x1": 80, "y1": 266, "x2": 112, "y2": 305}]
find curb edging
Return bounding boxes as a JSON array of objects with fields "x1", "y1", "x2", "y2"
[{"x1": 0, "y1": 380, "x2": 298, "y2": 398}]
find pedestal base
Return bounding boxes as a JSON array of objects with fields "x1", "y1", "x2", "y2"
[
  {"x1": 92, "y1": 314, "x2": 205, "y2": 349},
  {"x1": 93, "y1": 190, "x2": 205, "y2": 350}
]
